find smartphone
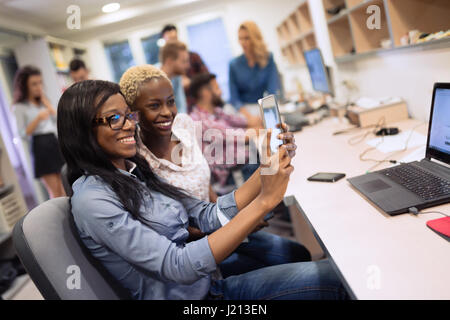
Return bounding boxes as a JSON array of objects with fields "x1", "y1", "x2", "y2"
[
  {"x1": 307, "y1": 172, "x2": 346, "y2": 183},
  {"x1": 258, "y1": 95, "x2": 285, "y2": 154}
]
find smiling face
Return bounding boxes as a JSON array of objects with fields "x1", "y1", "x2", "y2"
[
  {"x1": 134, "y1": 77, "x2": 177, "y2": 139},
  {"x1": 94, "y1": 93, "x2": 137, "y2": 169}
]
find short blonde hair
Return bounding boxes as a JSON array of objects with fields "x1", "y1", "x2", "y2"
[
  {"x1": 239, "y1": 21, "x2": 269, "y2": 68},
  {"x1": 119, "y1": 64, "x2": 171, "y2": 106}
]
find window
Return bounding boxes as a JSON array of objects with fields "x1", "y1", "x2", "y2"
[
  {"x1": 104, "y1": 41, "x2": 135, "y2": 83},
  {"x1": 187, "y1": 18, "x2": 233, "y2": 101},
  {"x1": 141, "y1": 33, "x2": 161, "y2": 65}
]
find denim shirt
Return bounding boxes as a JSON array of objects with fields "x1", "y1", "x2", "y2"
[
  {"x1": 71, "y1": 163, "x2": 238, "y2": 300},
  {"x1": 228, "y1": 53, "x2": 281, "y2": 110}
]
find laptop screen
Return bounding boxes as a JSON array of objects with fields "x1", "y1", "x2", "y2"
[{"x1": 427, "y1": 86, "x2": 450, "y2": 164}]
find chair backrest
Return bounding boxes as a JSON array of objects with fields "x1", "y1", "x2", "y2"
[
  {"x1": 61, "y1": 164, "x2": 73, "y2": 197},
  {"x1": 13, "y1": 197, "x2": 129, "y2": 300}
]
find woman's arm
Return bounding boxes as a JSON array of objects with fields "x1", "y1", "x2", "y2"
[
  {"x1": 233, "y1": 124, "x2": 297, "y2": 210},
  {"x1": 208, "y1": 146, "x2": 293, "y2": 263},
  {"x1": 25, "y1": 110, "x2": 50, "y2": 136},
  {"x1": 209, "y1": 185, "x2": 218, "y2": 203},
  {"x1": 72, "y1": 186, "x2": 217, "y2": 285}
]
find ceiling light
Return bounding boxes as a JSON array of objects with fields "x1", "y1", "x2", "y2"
[{"x1": 102, "y1": 3, "x2": 120, "y2": 13}]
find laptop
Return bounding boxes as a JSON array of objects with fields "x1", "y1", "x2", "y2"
[{"x1": 348, "y1": 83, "x2": 450, "y2": 216}]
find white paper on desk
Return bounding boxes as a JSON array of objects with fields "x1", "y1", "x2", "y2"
[
  {"x1": 356, "y1": 97, "x2": 403, "y2": 109},
  {"x1": 401, "y1": 146, "x2": 426, "y2": 163},
  {"x1": 366, "y1": 131, "x2": 427, "y2": 153}
]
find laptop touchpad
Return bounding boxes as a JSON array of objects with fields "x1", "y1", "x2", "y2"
[{"x1": 360, "y1": 179, "x2": 392, "y2": 193}]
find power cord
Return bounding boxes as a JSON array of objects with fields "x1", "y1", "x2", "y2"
[
  {"x1": 348, "y1": 117, "x2": 386, "y2": 146},
  {"x1": 408, "y1": 207, "x2": 449, "y2": 217},
  {"x1": 361, "y1": 122, "x2": 426, "y2": 172}
]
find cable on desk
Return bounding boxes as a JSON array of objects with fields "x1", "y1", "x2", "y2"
[
  {"x1": 361, "y1": 122, "x2": 427, "y2": 173},
  {"x1": 347, "y1": 117, "x2": 386, "y2": 146},
  {"x1": 408, "y1": 207, "x2": 449, "y2": 217}
]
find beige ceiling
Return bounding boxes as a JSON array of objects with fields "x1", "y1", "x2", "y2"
[{"x1": 0, "y1": 0, "x2": 214, "y2": 38}]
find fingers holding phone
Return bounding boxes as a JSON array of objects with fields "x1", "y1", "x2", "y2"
[
  {"x1": 276, "y1": 123, "x2": 297, "y2": 158},
  {"x1": 259, "y1": 144, "x2": 294, "y2": 208}
]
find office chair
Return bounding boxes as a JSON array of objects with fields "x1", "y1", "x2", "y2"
[
  {"x1": 61, "y1": 164, "x2": 73, "y2": 197},
  {"x1": 12, "y1": 197, "x2": 130, "y2": 300}
]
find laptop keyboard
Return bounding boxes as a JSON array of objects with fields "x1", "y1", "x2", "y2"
[{"x1": 380, "y1": 164, "x2": 450, "y2": 201}]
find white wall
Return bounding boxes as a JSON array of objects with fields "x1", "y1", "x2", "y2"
[{"x1": 336, "y1": 47, "x2": 450, "y2": 122}]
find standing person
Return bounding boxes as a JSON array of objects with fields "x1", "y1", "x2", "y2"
[
  {"x1": 229, "y1": 21, "x2": 281, "y2": 127},
  {"x1": 58, "y1": 79, "x2": 347, "y2": 300},
  {"x1": 69, "y1": 58, "x2": 90, "y2": 83},
  {"x1": 12, "y1": 65, "x2": 65, "y2": 198},
  {"x1": 160, "y1": 41, "x2": 190, "y2": 114},
  {"x1": 160, "y1": 24, "x2": 209, "y2": 108}
]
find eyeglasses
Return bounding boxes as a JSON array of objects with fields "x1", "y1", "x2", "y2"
[{"x1": 93, "y1": 112, "x2": 139, "y2": 130}]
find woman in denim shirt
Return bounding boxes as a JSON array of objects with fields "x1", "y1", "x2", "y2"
[{"x1": 57, "y1": 80, "x2": 347, "y2": 300}]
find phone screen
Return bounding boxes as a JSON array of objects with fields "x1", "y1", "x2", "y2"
[{"x1": 260, "y1": 95, "x2": 283, "y2": 154}]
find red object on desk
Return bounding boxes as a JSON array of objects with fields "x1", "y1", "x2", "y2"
[{"x1": 426, "y1": 217, "x2": 450, "y2": 241}]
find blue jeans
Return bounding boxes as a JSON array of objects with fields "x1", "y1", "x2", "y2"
[
  {"x1": 210, "y1": 259, "x2": 347, "y2": 300},
  {"x1": 219, "y1": 231, "x2": 311, "y2": 278}
]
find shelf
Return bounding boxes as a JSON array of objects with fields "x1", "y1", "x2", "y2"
[
  {"x1": 0, "y1": 184, "x2": 14, "y2": 198},
  {"x1": 302, "y1": 33, "x2": 317, "y2": 51},
  {"x1": 287, "y1": 12, "x2": 302, "y2": 39},
  {"x1": 277, "y1": 0, "x2": 314, "y2": 67},
  {"x1": 297, "y1": 2, "x2": 313, "y2": 35},
  {"x1": 346, "y1": 0, "x2": 370, "y2": 10},
  {"x1": 329, "y1": 16, "x2": 354, "y2": 57},
  {"x1": 335, "y1": 36, "x2": 450, "y2": 64},
  {"x1": 327, "y1": 9, "x2": 350, "y2": 24},
  {"x1": 294, "y1": 41, "x2": 306, "y2": 65},
  {"x1": 349, "y1": 0, "x2": 390, "y2": 54},
  {"x1": 324, "y1": 0, "x2": 347, "y2": 21},
  {"x1": 386, "y1": 0, "x2": 450, "y2": 47}
]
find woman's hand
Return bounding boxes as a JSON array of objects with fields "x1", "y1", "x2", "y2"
[
  {"x1": 251, "y1": 220, "x2": 269, "y2": 233},
  {"x1": 186, "y1": 226, "x2": 205, "y2": 242},
  {"x1": 277, "y1": 123, "x2": 297, "y2": 158},
  {"x1": 258, "y1": 130, "x2": 294, "y2": 210},
  {"x1": 40, "y1": 91, "x2": 56, "y2": 115},
  {"x1": 38, "y1": 109, "x2": 51, "y2": 121}
]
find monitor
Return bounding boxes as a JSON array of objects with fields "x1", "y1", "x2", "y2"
[
  {"x1": 304, "y1": 48, "x2": 333, "y2": 96},
  {"x1": 426, "y1": 83, "x2": 450, "y2": 164}
]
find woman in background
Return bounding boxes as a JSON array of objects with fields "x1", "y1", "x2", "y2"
[
  {"x1": 228, "y1": 21, "x2": 281, "y2": 127},
  {"x1": 12, "y1": 65, "x2": 65, "y2": 198}
]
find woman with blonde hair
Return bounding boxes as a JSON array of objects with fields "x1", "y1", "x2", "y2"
[{"x1": 228, "y1": 21, "x2": 281, "y2": 127}]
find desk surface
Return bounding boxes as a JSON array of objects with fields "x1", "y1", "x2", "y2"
[{"x1": 286, "y1": 117, "x2": 450, "y2": 300}]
